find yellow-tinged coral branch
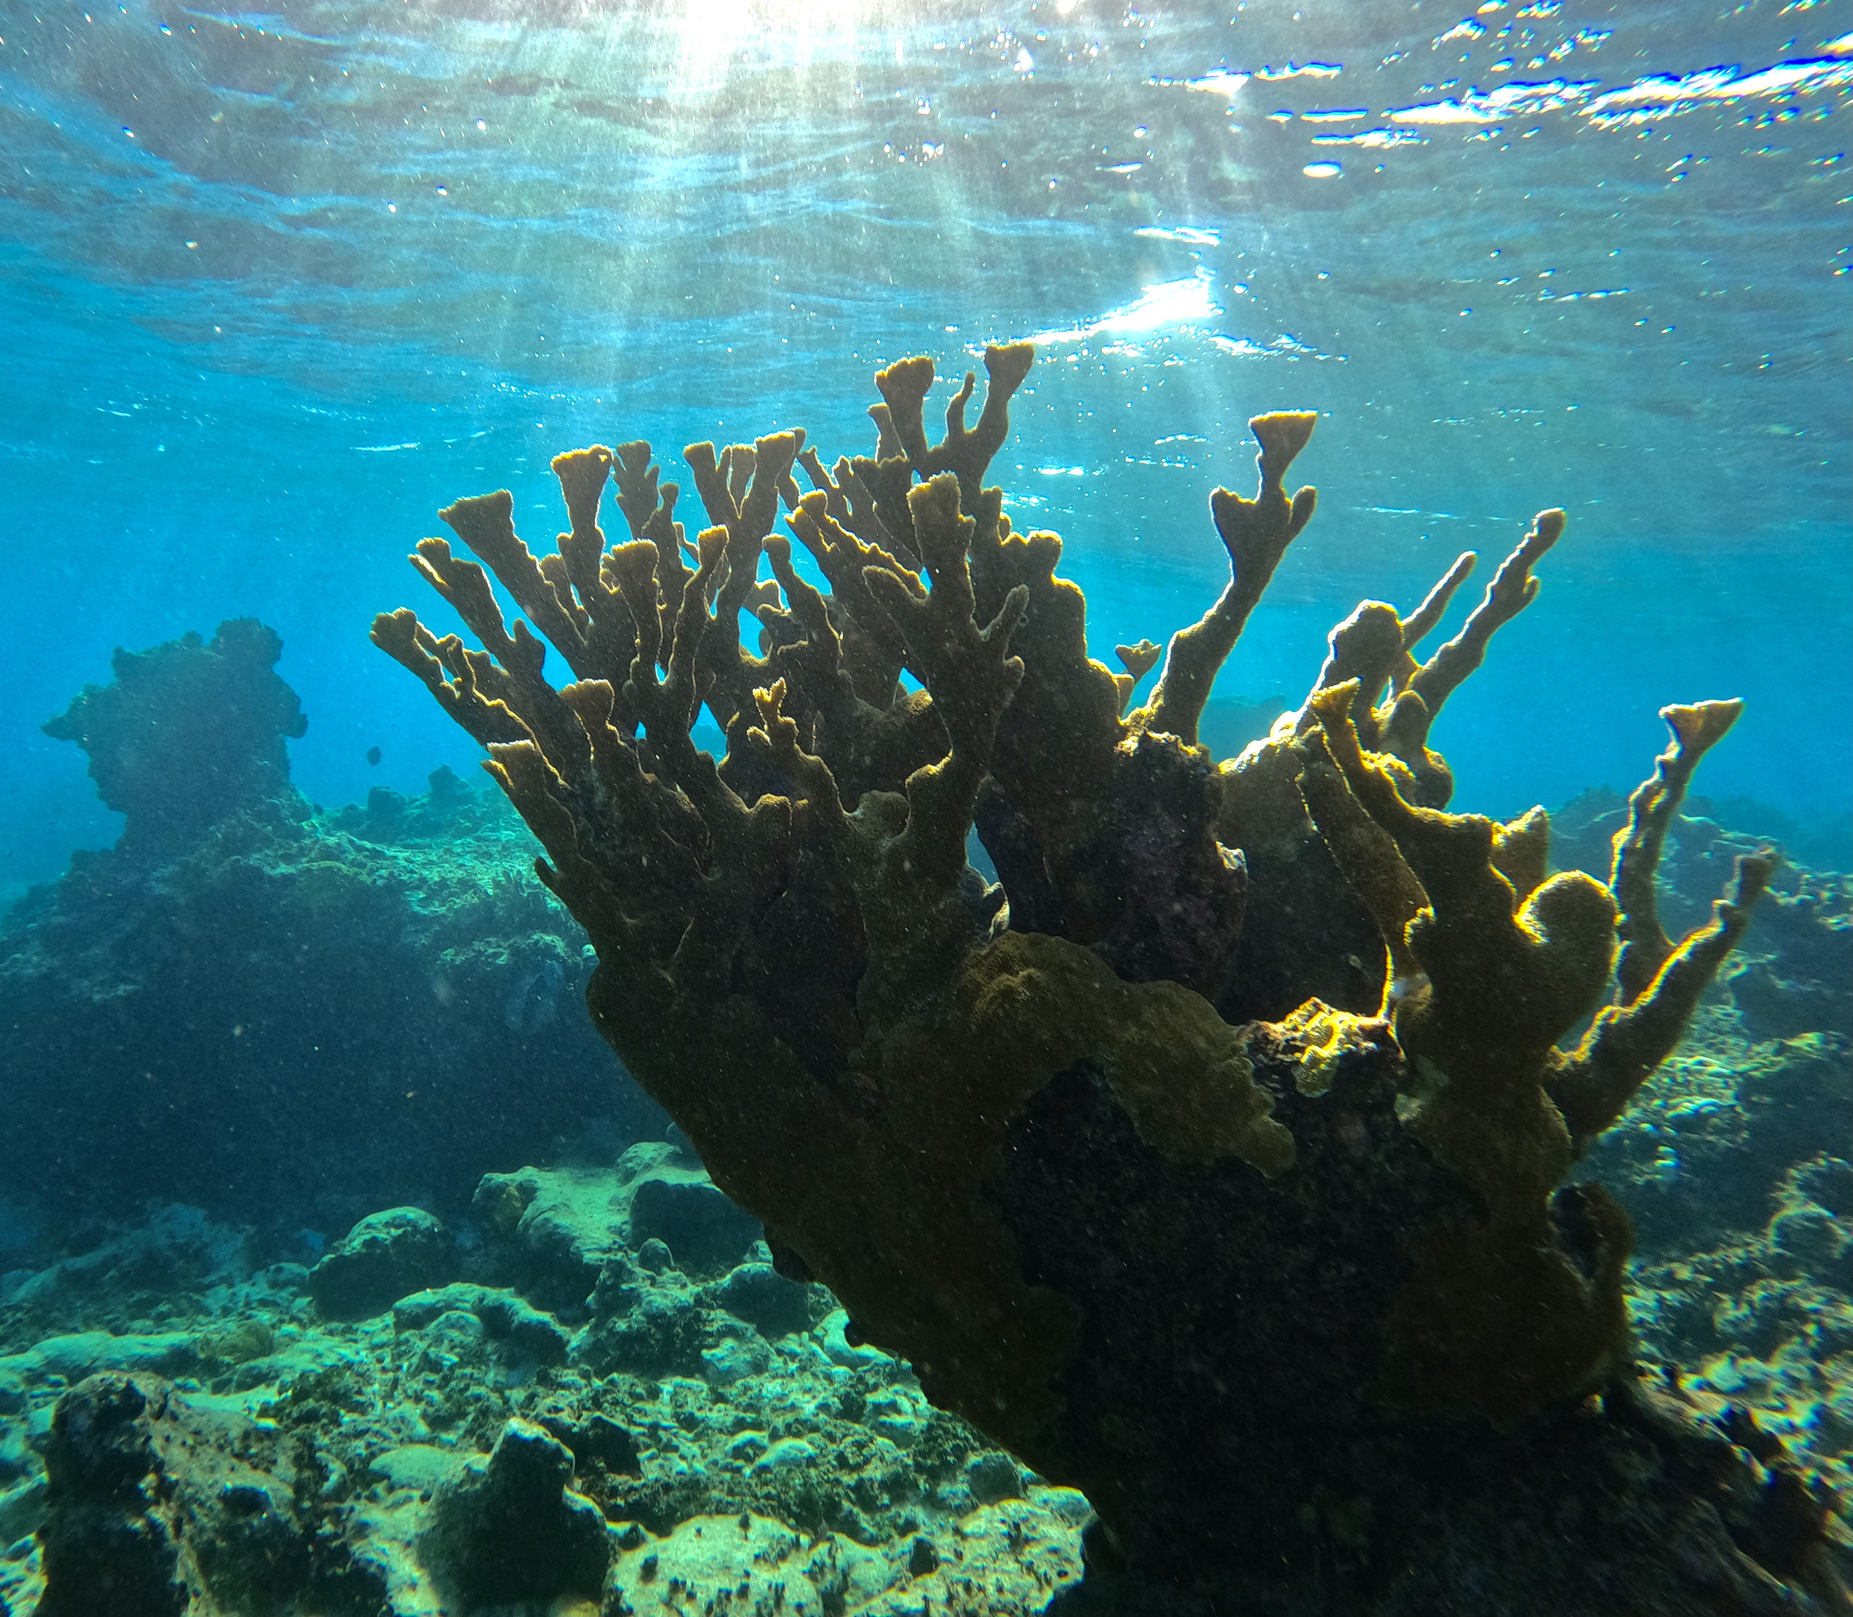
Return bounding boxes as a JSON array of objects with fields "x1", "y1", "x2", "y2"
[
  {"x1": 1395, "y1": 550, "x2": 1477, "y2": 676},
  {"x1": 1138, "y1": 411, "x2": 1318, "y2": 747},
  {"x1": 1295, "y1": 724, "x2": 1427, "y2": 1006},
  {"x1": 863, "y1": 476, "x2": 1029, "y2": 890},
  {"x1": 1611, "y1": 698, "x2": 1745, "y2": 1005},
  {"x1": 440, "y1": 490, "x2": 595, "y2": 681},
  {"x1": 1302, "y1": 602, "x2": 1407, "y2": 749},
  {"x1": 1491, "y1": 806, "x2": 1552, "y2": 908},
  {"x1": 1551, "y1": 850, "x2": 1774, "y2": 1150},
  {"x1": 1402, "y1": 510, "x2": 1562, "y2": 743},
  {"x1": 369, "y1": 609, "x2": 531, "y2": 750},
  {"x1": 874, "y1": 343, "x2": 1036, "y2": 512},
  {"x1": 1112, "y1": 638, "x2": 1162, "y2": 716},
  {"x1": 749, "y1": 679, "x2": 849, "y2": 840}
]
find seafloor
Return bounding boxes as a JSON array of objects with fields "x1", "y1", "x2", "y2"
[{"x1": 0, "y1": 728, "x2": 1845, "y2": 1614}]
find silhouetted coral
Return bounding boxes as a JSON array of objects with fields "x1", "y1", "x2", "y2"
[{"x1": 43, "y1": 619, "x2": 306, "y2": 859}]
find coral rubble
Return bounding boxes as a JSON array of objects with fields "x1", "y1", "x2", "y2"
[
  {"x1": 377, "y1": 344, "x2": 1846, "y2": 1609},
  {"x1": 1, "y1": 1165, "x2": 1083, "y2": 1617}
]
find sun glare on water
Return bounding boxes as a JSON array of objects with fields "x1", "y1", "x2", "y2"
[{"x1": 664, "y1": 0, "x2": 874, "y2": 84}]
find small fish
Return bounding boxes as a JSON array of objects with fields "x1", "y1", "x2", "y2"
[
  {"x1": 1387, "y1": 971, "x2": 1431, "y2": 1008},
  {"x1": 365, "y1": 745, "x2": 382, "y2": 766}
]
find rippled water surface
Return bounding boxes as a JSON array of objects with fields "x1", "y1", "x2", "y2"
[{"x1": 2, "y1": 0, "x2": 1848, "y2": 890}]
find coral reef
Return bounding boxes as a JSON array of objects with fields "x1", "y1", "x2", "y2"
[
  {"x1": 0, "y1": 1166, "x2": 1086, "y2": 1616},
  {"x1": 1580, "y1": 1009, "x2": 1853, "y2": 1506},
  {"x1": 9, "y1": 648, "x2": 661, "y2": 1227},
  {"x1": 42, "y1": 620, "x2": 306, "y2": 860},
  {"x1": 375, "y1": 344, "x2": 1845, "y2": 1609}
]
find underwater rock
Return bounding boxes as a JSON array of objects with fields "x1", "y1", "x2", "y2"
[
  {"x1": 472, "y1": 1162, "x2": 627, "y2": 1312},
  {"x1": 577, "y1": 1265, "x2": 707, "y2": 1381},
  {"x1": 419, "y1": 1417, "x2": 611, "y2": 1607},
  {"x1": 36, "y1": 1371, "x2": 380, "y2": 1617},
  {"x1": 606, "y1": 1502, "x2": 1082, "y2": 1617},
  {"x1": 363, "y1": 342, "x2": 1844, "y2": 1607},
  {"x1": 1733, "y1": 939, "x2": 1853, "y2": 1041},
  {"x1": 1578, "y1": 1019, "x2": 1852, "y2": 1259},
  {"x1": 42, "y1": 619, "x2": 307, "y2": 862},
  {"x1": 392, "y1": 1282, "x2": 570, "y2": 1364},
  {"x1": 0, "y1": 1181, "x2": 1083, "y2": 1616},
  {"x1": 702, "y1": 1259, "x2": 814, "y2": 1339},
  {"x1": 628, "y1": 1172, "x2": 762, "y2": 1277},
  {"x1": 307, "y1": 1206, "x2": 456, "y2": 1321},
  {"x1": 473, "y1": 1148, "x2": 764, "y2": 1313}
]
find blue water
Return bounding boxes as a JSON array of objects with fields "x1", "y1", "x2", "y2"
[{"x1": 3, "y1": 0, "x2": 1848, "y2": 896}]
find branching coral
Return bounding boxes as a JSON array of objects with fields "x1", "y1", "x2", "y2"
[
  {"x1": 375, "y1": 345, "x2": 1835, "y2": 1609},
  {"x1": 1301, "y1": 680, "x2": 1775, "y2": 1414}
]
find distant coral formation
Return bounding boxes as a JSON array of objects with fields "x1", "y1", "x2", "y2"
[
  {"x1": 43, "y1": 618, "x2": 306, "y2": 859},
  {"x1": 11, "y1": 630, "x2": 657, "y2": 1226},
  {"x1": 378, "y1": 345, "x2": 1845, "y2": 1611}
]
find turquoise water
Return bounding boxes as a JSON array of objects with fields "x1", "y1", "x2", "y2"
[
  {"x1": 2, "y1": 0, "x2": 1848, "y2": 889},
  {"x1": 2, "y1": 8, "x2": 1851, "y2": 1610}
]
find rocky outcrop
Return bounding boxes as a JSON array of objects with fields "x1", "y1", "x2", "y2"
[
  {"x1": 307, "y1": 1207, "x2": 457, "y2": 1321},
  {"x1": 36, "y1": 1372, "x2": 381, "y2": 1617}
]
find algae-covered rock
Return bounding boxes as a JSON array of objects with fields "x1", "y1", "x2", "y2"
[
  {"x1": 703, "y1": 1260, "x2": 815, "y2": 1339},
  {"x1": 308, "y1": 1207, "x2": 455, "y2": 1321},
  {"x1": 629, "y1": 1171, "x2": 762, "y2": 1277},
  {"x1": 36, "y1": 1372, "x2": 382, "y2": 1617},
  {"x1": 0, "y1": 1185, "x2": 1077, "y2": 1617},
  {"x1": 392, "y1": 1282, "x2": 570, "y2": 1364},
  {"x1": 420, "y1": 1418, "x2": 611, "y2": 1607},
  {"x1": 472, "y1": 1146, "x2": 764, "y2": 1312},
  {"x1": 606, "y1": 1502, "x2": 1084, "y2": 1617}
]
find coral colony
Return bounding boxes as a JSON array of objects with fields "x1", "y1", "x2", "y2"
[{"x1": 377, "y1": 343, "x2": 1840, "y2": 1609}]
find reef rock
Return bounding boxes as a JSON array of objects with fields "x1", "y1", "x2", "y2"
[
  {"x1": 307, "y1": 1206, "x2": 456, "y2": 1321},
  {"x1": 36, "y1": 1371, "x2": 379, "y2": 1617},
  {"x1": 2, "y1": 712, "x2": 661, "y2": 1225},
  {"x1": 472, "y1": 1145, "x2": 762, "y2": 1313},
  {"x1": 419, "y1": 1417, "x2": 611, "y2": 1607},
  {"x1": 42, "y1": 619, "x2": 306, "y2": 861}
]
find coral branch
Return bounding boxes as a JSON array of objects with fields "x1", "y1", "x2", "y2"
[
  {"x1": 1387, "y1": 510, "x2": 1562, "y2": 803},
  {"x1": 875, "y1": 342, "x2": 1036, "y2": 511},
  {"x1": 1139, "y1": 412, "x2": 1318, "y2": 746},
  {"x1": 1550, "y1": 851, "x2": 1775, "y2": 1149},
  {"x1": 1611, "y1": 698, "x2": 1745, "y2": 1003},
  {"x1": 440, "y1": 491, "x2": 595, "y2": 680},
  {"x1": 1396, "y1": 550, "x2": 1477, "y2": 671},
  {"x1": 1296, "y1": 720, "x2": 1427, "y2": 1004}
]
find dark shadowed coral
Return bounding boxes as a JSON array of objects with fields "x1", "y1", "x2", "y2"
[
  {"x1": 376, "y1": 344, "x2": 1842, "y2": 1611},
  {"x1": 37, "y1": 1372, "x2": 381, "y2": 1617},
  {"x1": 43, "y1": 619, "x2": 306, "y2": 858},
  {"x1": 4, "y1": 705, "x2": 651, "y2": 1225}
]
